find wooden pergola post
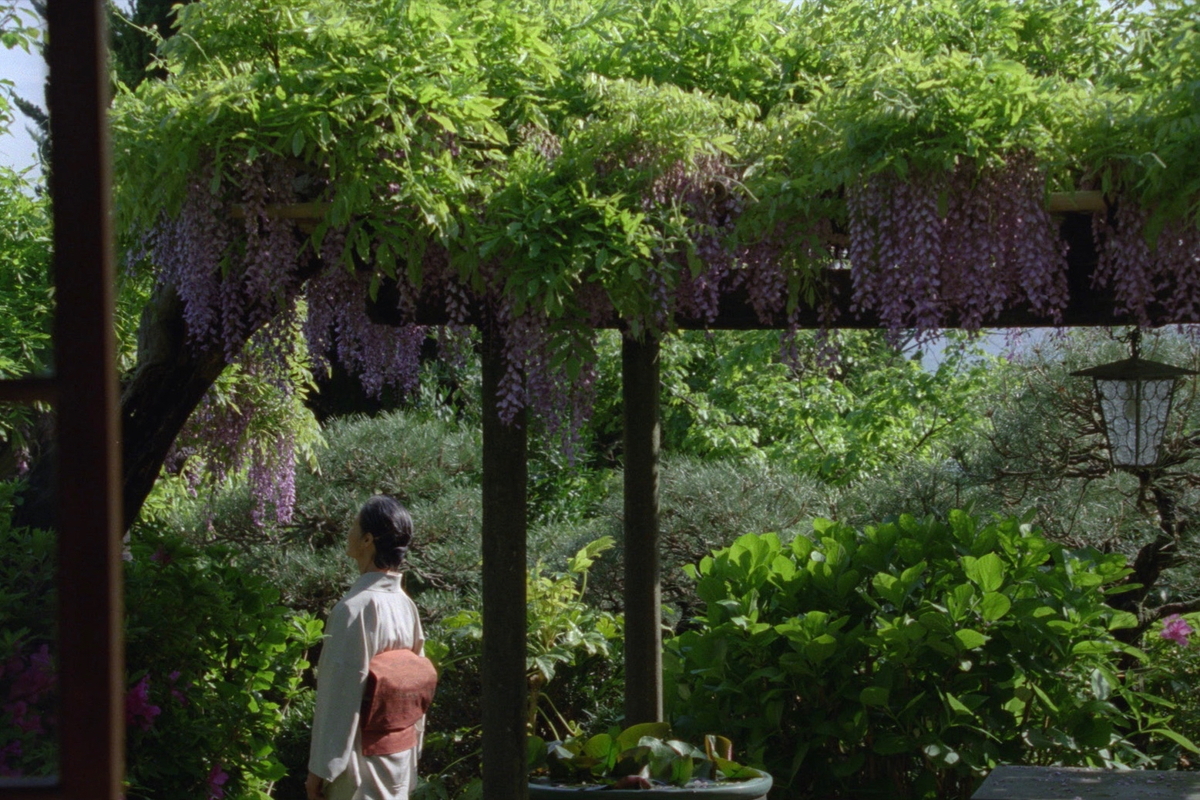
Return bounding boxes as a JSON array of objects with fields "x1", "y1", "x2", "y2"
[
  {"x1": 622, "y1": 334, "x2": 663, "y2": 724},
  {"x1": 479, "y1": 325, "x2": 529, "y2": 799}
]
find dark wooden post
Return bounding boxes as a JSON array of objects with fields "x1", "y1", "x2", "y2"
[
  {"x1": 480, "y1": 326, "x2": 529, "y2": 799},
  {"x1": 46, "y1": 0, "x2": 125, "y2": 798},
  {"x1": 622, "y1": 334, "x2": 663, "y2": 724}
]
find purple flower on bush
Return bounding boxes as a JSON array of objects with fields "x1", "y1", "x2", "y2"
[
  {"x1": 3, "y1": 700, "x2": 43, "y2": 734},
  {"x1": 0, "y1": 740, "x2": 22, "y2": 778},
  {"x1": 7, "y1": 645, "x2": 55, "y2": 705},
  {"x1": 167, "y1": 670, "x2": 188, "y2": 705},
  {"x1": 1161, "y1": 614, "x2": 1194, "y2": 646},
  {"x1": 206, "y1": 764, "x2": 230, "y2": 800},
  {"x1": 124, "y1": 676, "x2": 161, "y2": 731}
]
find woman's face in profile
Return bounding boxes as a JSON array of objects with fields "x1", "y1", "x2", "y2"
[{"x1": 346, "y1": 513, "x2": 373, "y2": 566}]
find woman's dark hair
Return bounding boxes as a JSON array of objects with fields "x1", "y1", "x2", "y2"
[{"x1": 358, "y1": 495, "x2": 413, "y2": 570}]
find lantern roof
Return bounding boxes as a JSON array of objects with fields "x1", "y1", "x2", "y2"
[{"x1": 1070, "y1": 356, "x2": 1197, "y2": 381}]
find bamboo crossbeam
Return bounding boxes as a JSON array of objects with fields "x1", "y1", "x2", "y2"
[
  {"x1": 1045, "y1": 191, "x2": 1106, "y2": 213},
  {"x1": 233, "y1": 192, "x2": 1108, "y2": 223}
]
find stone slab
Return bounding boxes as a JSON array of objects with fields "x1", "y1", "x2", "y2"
[{"x1": 973, "y1": 766, "x2": 1200, "y2": 800}]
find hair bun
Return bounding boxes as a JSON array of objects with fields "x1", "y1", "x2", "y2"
[{"x1": 358, "y1": 495, "x2": 414, "y2": 571}]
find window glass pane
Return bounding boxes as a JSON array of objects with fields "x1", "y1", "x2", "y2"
[
  {"x1": 0, "y1": 512, "x2": 57, "y2": 782},
  {"x1": 0, "y1": 1, "x2": 58, "y2": 784}
]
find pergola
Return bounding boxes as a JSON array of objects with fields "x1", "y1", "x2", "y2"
[
  {"x1": 0, "y1": 4, "x2": 1172, "y2": 800},
  {"x1": 365, "y1": 200, "x2": 1116, "y2": 797}
]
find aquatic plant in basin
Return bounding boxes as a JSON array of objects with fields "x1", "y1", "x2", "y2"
[{"x1": 527, "y1": 722, "x2": 773, "y2": 797}]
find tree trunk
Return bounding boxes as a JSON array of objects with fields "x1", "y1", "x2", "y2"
[
  {"x1": 118, "y1": 279, "x2": 231, "y2": 530},
  {"x1": 1111, "y1": 483, "x2": 1183, "y2": 643}
]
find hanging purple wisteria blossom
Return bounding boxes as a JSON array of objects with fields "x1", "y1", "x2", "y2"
[
  {"x1": 1092, "y1": 199, "x2": 1200, "y2": 325},
  {"x1": 303, "y1": 247, "x2": 426, "y2": 399},
  {"x1": 847, "y1": 156, "x2": 1069, "y2": 334},
  {"x1": 151, "y1": 160, "x2": 303, "y2": 360}
]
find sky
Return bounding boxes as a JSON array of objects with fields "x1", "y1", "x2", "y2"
[{"x1": 0, "y1": 7, "x2": 46, "y2": 177}]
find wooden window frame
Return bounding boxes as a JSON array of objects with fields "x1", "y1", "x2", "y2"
[{"x1": 0, "y1": 1, "x2": 123, "y2": 798}]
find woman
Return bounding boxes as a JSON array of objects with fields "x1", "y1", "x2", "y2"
[{"x1": 307, "y1": 496, "x2": 426, "y2": 800}]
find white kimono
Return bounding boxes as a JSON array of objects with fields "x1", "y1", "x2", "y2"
[{"x1": 309, "y1": 572, "x2": 425, "y2": 800}]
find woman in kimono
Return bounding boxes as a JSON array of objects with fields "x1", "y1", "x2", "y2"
[{"x1": 306, "y1": 496, "x2": 426, "y2": 800}]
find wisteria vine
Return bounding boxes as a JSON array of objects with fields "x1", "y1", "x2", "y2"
[{"x1": 145, "y1": 142, "x2": 1200, "y2": 526}]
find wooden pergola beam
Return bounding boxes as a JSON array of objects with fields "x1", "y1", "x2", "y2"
[{"x1": 369, "y1": 214, "x2": 1119, "y2": 330}]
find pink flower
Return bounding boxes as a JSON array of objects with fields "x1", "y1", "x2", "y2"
[
  {"x1": 124, "y1": 676, "x2": 161, "y2": 731},
  {"x1": 0, "y1": 740, "x2": 22, "y2": 778},
  {"x1": 206, "y1": 764, "x2": 230, "y2": 800},
  {"x1": 1161, "y1": 614, "x2": 1194, "y2": 646},
  {"x1": 7, "y1": 645, "x2": 55, "y2": 705}
]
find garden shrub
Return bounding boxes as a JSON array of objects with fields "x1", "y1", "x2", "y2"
[
  {"x1": 0, "y1": 492, "x2": 56, "y2": 779},
  {"x1": 665, "y1": 511, "x2": 1185, "y2": 799},
  {"x1": 168, "y1": 410, "x2": 485, "y2": 619},
  {"x1": 0, "y1": 498, "x2": 322, "y2": 797},
  {"x1": 552, "y1": 457, "x2": 830, "y2": 613},
  {"x1": 123, "y1": 529, "x2": 322, "y2": 800}
]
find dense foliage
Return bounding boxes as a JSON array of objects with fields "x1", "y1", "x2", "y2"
[
  {"x1": 846, "y1": 328, "x2": 1200, "y2": 638},
  {"x1": 665, "y1": 514, "x2": 1191, "y2": 799},
  {"x1": 652, "y1": 330, "x2": 992, "y2": 484}
]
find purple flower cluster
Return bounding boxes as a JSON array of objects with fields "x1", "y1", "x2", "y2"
[
  {"x1": 1093, "y1": 200, "x2": 1200, "y2": 325},
  {"x1": 151, "y1": 159, "x2": 303, "y2": 360},
  {"x1": 643, "y1": 154, "x2": 744, "y2": 324},
  {"x1": 168, "y1": 670, "x2": 188, "y2": 706},
  {"x1": 166, "y1": 382, "x2": 253, "y2": 489},
  {"x1": 125, "y1": 675, "x2": 161, "y2": 732},
  {"x1": 3, "y1": 644, "x2": 54, "y2": 737},
  {"x1": 206, "y1": 763, "x2": 230, "y2": 800},
  {"x1": 487, "y1": 289, "x2": 598, "y2": 455},
  {"x1": 520, "y1": 123, "x2": 562, "y2": 163},
  {"x1": 248, "y1": 429, "x2": 297, "y2": 526},
  {"x1": 733, "y1": 221, "x2": 835, "y2": 327},
  {"x1": 304, "y1": 253, "x2": 425, "y2": 399},
  {"x1": 847, "y1": 156, "x2": 1068, "y2": 334},
  {"x1": 1, "y1": 643, "x2": 59, "y2": 777},
  {"x1": 152, "y1": 157, "x2": 317, "y2": 524}
]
